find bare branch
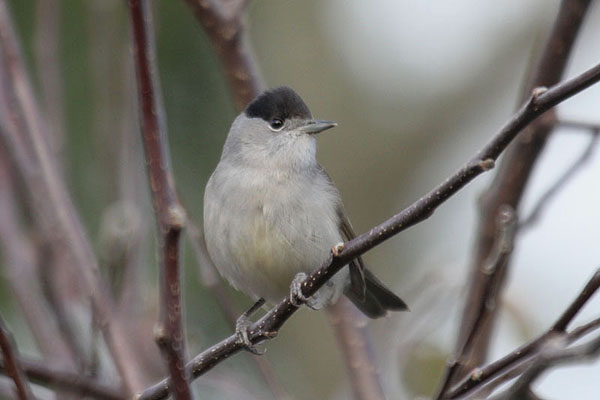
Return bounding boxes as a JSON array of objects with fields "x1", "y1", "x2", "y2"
[
  {"x1": 0, "y1": 357, "x2": 123, "y2": 400},
  {"x1": 183, "y1": 0, "x2": 264, "y2": 110},
  {"x1": 435, "y1": 206, "x2": 517, "y2": 398},
  {"x1": 327, "y1": 299, "x2": 385, "y2": 400},
  {"x1": 446, "y1": 268, "x2": 600, "y2": 399},
  {"x1": 127, "y1": 0, "x2": 191, "y2": 398},
  {"x1": 492, "y1": 334, "x2": 600, "y2": 400},
  {"x1": 451, "y1": 0, "x2": 594, "y2": 384},
  {"x1": 135, "y1": 55, "x2": 600, "y2": 400},
  {"x1": 0, "y1": 0, "x2": 144, "y2": 393},
  {"x1": 0, "y1": 314, "x2": 34, "y2": 399}
]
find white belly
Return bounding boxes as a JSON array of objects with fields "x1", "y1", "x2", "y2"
[{"x1": 204, "y1": 163, "x2": 349, "y2": 305}]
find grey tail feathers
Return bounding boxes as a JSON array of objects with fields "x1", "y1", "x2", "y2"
[{"x1": 345, "y1": 269, "x2": 408, "y2": 319}]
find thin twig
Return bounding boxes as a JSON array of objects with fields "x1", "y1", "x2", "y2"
[
  {"x1": 135, "y1": 56, "x2": 600, "y2": 400},
  {"x1": 519, "y1": 132, "x2": 598, "y2": 229},
  {"x1": 492, "y1": 334, "x2": 600, "y2": 400},
  {"x1": 435, "y1": 206, "x2": 516, "y2": 398},
  {"x1": 0, "y1": 357, "x2": 124, "y2": 400},
  {"x1": 0, "y1": 0, "x2": 144, "y2": 393},
  {"x1": 446, "y1": 267, "x2": 600, "y2": 399},
  {"x1": 450, "y1": 0, "x2": 593, "y2": 385},
  {"x1": 0, "y1": 314, "x2": 34, "y2": 399},
  {"x1": 127, "y1": 1, "x2": 191, "y2": 399}
]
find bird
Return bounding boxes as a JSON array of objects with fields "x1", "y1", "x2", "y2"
[{"x1": 203, "y1": 86, "x2": 407, "y2": 330}]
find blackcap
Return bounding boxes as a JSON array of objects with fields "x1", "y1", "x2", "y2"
[{"x1": 204, "y1": 86, "x2": 407, "y2": 318}]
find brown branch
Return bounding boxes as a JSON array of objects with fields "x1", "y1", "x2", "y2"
[
  {"x1": 450, "y1": 0, "x2": 594, "y2": 386},
  {"x1": 0, "y1": 0, "x2": 144, "y2": 393},
  {"x1": 435, "y1": 206, "x2": 517, "y2": 398},
  {"x1": 0, "y1": 357, "x2": 124, "y2": 400},
  {"x1": 127, "y1": 1, "x2": 191, "y2": 399},
  {"x1": 135, "y1": 55, "x2": 600, "y2": 400},
  {"x1": 0, "y1": 314, "x2": 34, "y2": 399},
  {"x1": 446, "y1": 268, "x2": 600, "y2": 399},
  {"x1": 183, "y1": 0, "x2": 263, "y2": 111},
  {"x1": 492, "y1": 333, "x2": 600, "y2": 400},
  {"x1": 327, "y1": 299, "x2": 385, "y2": 400}
]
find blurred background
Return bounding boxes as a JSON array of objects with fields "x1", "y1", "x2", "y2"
[{"x1": 3, "y1": 0, "x2": 600, "y2": 398}]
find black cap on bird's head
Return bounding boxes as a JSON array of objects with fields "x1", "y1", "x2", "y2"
[
  {"x1": 245, "y1": 86, "x2": 337, "y2": 135},
  {"x1": 245, "y1": 86, "x2": 312, "y2": 121}
]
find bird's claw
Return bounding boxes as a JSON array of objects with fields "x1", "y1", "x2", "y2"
[
  {"x1": 235, "y1": 299, "x2": 266, "y2": 355},
  {"x1": 290, "y1": 272, "x2": 319, "y2": 309}
]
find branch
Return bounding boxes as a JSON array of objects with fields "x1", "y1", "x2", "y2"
[
  {"x1": 492, "y1": 334, "x2": 600, "y2": 400},
  {"x1": 0, "y1": 314, "x2": 34, "y2": 399},
  {"x1": 127, "y1": 1, "x2": 191, "y2": 399},
  {"x1": 449, "y1": 0, "x2": 593, "y2": 384},
  {"x1": 0, "y1": 357, "x2": 124, "y2": 400},
  {"x1": 446, "y1": 268, "x2": 600, "y2": 399},
  {"x1": 183, "y1": 0, "x2": 263, "y2": 110},
  {"x1": 135, "y1": 55, "x2": 600, "y2": 400},
  {"x1": 0, "y1": 0, "x2": 144, "y2": 393},
  {"x1": 435, "y1": 206, "x2": 517, "y2": 398},
  {"x1": 327, "y1": 299, "x2": 385, "y2": 400},
  {"x1": 519, "y1": 131, "x2": 598, "y2": 229}
]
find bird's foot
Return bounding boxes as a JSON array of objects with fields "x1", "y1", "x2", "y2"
[
  {"x1": 290, "y1": 272, "x2": 320, "y2": 310},
  {"x1": 235, "y1": 298, "x2": 266, "y2": 355}
]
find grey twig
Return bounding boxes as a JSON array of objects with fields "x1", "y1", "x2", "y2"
[
  {"x1": 127, "y1": 0, "x2": 191, "y2": 399},
  {"x1": 0, "y1": 314, "x2": 34, "y2": 399},
  {"x1": 135, "y1": 55, "x2": 600, "y2": 400},
  {"x1": 450, "y1": 0, "x2": 593, "y2": 386}
]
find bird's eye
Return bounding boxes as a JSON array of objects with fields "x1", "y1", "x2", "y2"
[{"x1": 269, "y1": 119, "x2": 284, "y2": 131}]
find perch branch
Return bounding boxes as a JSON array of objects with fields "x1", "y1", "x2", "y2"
[
  {"x1": 135, "y1": 56, "x2": 600, "y2": 400},
  {"x1": 448, "y1": 0, "x2": 593, "y2": 385},
  {"x1": 127, "y1": 1, "x2": 191, "y2": 399}
]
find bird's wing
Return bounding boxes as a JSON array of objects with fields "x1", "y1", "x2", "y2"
[
  {"x1": 316, "y1": 164, "x2": 367, "y2": 302},
  {"x1": 337, "y1": 207, "x2": 367, "y2": 302}
]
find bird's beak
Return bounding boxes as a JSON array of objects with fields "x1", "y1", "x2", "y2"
[{"x1": 298, "y1": 120, "x2": 338, "y2": 135}]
